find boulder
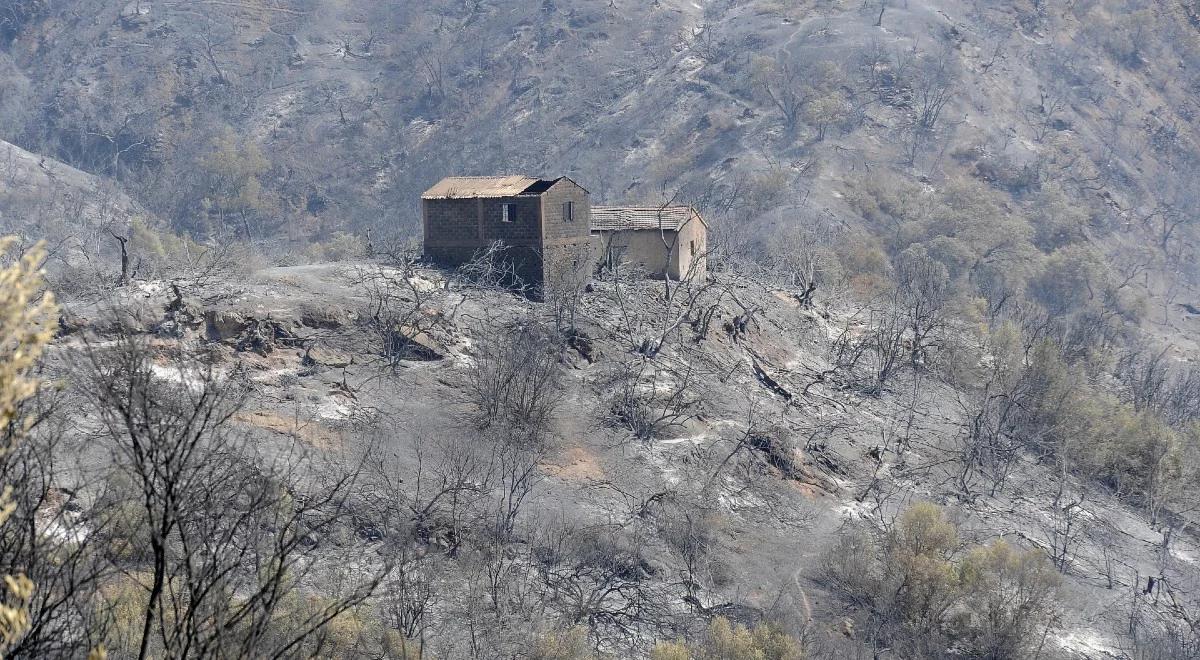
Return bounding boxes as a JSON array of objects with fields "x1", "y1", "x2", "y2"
[
  {"x1": 57, "y1": 314, "x2": 90, "y2": 337},
  {"x1": 234, "y1": 318, "x2": 303, "y2": 356},
  {"x1": 205, "y1": 310, "x2": 247, "y2": 341},
  {"x1": 299, "y1": 305, "x2": 346, "y2": 330},
  {"x1": 302, "y1": 346, "x2": 353, "y2": 368},
  {"x1": 120, "y1": 1, "x2": 151, "y2": 28},
  {"x1": 387, "y1": 325, "x2": 444, "y2": 361}
]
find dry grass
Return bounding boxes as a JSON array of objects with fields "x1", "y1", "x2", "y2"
[
  {"x1": 233, "y1": 409, "x2": 341, "y2": 449},
  {"x1": 540, "y1": 445, "x2": 606, "y2": 481}
]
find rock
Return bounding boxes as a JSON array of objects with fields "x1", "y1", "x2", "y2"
[
  {"x1": 386, "y1": 325, "x2": 444, "y2": 361},
  {"x1": 205, "y1": 310, "x2": 247, "y2": 341},
  {"x1": 153, "y1": 320, "x2": 182, "y2": 338},
  {"x1": 58, "y1": 314, "x2": 90, "y2": 336},
  {"x1": 299, "y1": 306, "x2": 345, "y2": 330},
  {"x1": 302, "y1": 346, "x2": 352, "y2": 368},
  {"x1": 120, "y1": 1, "x2": 151, "y2": 28},
  {"x1": 156, "y1": 284, "x2": 203, "y2": 337},
  {"x1": 234, "y1": 318, "x2": 303, "y2": 356},
  {"x1": 204, "y1": 310, "x2": 304, "y2": 355},
  {"x1": 566, "y1": 329, "x2": 597, "y2": 363}
]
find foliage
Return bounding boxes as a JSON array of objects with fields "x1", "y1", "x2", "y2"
[
  {"x1": 304, "y1": 231, "x2": 368, "y2": 263},
  {"x1": 0, "y1": 238, "x2": 56, "y2": 654},
  {"x1": 824, "y1": 502, "x2": 1059, "y2": 658},
  {"x1": 530, "y1": 626, "x2": 595, "y2": 660},
  {"x1": 956, "y1": 540, "x2": 1061, "y2": 659},
  {"x1": 650, "y1": 616, "x2": 803, "y2": 660},
  {"x1": 193, "y1": 127, "x2": 276, "y2": 238}
]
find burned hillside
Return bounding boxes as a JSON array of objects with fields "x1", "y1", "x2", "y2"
[
  {"x1": 0, "y1": 251, "x2": 1187, "y2": 658},
  {"x1": 4, "y1": 0, "x2": 1200, "y2": 658}
]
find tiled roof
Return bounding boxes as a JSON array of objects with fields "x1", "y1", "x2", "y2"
[
  {"x1": 591, "y1": 206, "x2": 706, "y2": 232},
  {"x1": 422, "y1": 176, "x2": 541, "y2": 199}
]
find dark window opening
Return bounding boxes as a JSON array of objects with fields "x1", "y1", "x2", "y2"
[
  {"x1": 690, "y1": 240, "x2": 696, "y2": 257},
  {"x1": 501, "y1": 203, "x2": 515, "y2": 223},
  {"x1": 563, "y1": 201, "x2": 574, "y2": 222}
]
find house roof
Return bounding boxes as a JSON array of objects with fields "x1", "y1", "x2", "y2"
[
  {"x1": 422, "y1": 176, "x2": 541, "y2": 199},
  {"x1": 422, "y1": 175, "x2": 589, "y2": 199},
  {"x1": 590, "y1": 206, "x2": 707, "y2": 232}
]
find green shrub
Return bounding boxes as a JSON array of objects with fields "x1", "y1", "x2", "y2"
[
  {"x1": 824, "y1": 503, "x2": 1059, "y2": 658},
  {"x1": 530, "y1": 626, "x2": 595, "y2": 660},
  {"x1": 956, "y1": 540, "x2": 1061, "y2": 659},
  {"x1": 651, "y1": 617, "x2": 803, "y2": 660}
]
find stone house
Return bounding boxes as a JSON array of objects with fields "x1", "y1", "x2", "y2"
[
  {"x1": 421, "y1": 176, "x2": 593, "y2": 293},
  {"x1": 591, "y1": 206, "x2": 708, "y2": 281}
]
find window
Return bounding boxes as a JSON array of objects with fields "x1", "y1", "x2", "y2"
[
  {"x1": 501, "y1": 203, "x2": 515, "y2": 223},
  {"x1": 690, "y1": 240, "x2": 696, "y2": 257},
  {"x1": 563, "y1": 201, "x2": 574, "y2": 222}
]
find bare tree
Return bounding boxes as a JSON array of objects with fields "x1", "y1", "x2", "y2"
[
  {"x1": 353, "y1": 258, "x2": 454, "y2": 367},
  {"x1": 488, "y1": 426, "x2": 548, "y2": 542},
  {"x1": 0, "y1": 387, "x2": 112, "y2": 657},
  {"x1": 604, "y1": 356, "x2": 701, "y2": 441},
  {"x1": 535, "y1": 521, "x2": 666, "y2": 641},
  {"x1": 1042, "y1": 477, "x2": 1087, "y2": 573},
  {"x1": 107, "y1": 228, "x2": 130, "y2": 286},
  {"x1": 952, "y1": 370, "x2": 1025, "y2": 497},
  {"x1": 78, "y1": 334, "x2": 386, "y2": 658},
  {"x1": 897, "y1": 47, "x2": 959, "y2": 166},
  {"x1": 466, "y1": 318, "x2": 565, "y2": 431}
]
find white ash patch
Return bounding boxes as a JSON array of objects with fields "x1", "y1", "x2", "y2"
[
  {"x1": 407, "y1": 274, "x2": 441, "y2": 293},
  {"x1": 717, "y1": 475, "x2": 769, "y2": 510},
  {"x1": 658, "y1": 434, "x2": 707, "y2": 446},
  {"x1": 1054, "y1": 629, "x2": 1123, "y2": 659},
  {"x1": 39, "y1": 517, "x2": 89, "y2": 545},
  {"x1": 643, "y1": 448, "x2": 683, "y2": 485},
  {"x1": 837, "y1": 499, "x2": 878, "y2": 520},
  {"x1": 1170, "y1": 545, "x2": 1198, "y2": 564},
  {"x1": 149, "y1": 363, "x2": 223, "y2": 387},
  {"x1": 130, "y1": 280, "x2": 171, "y2": 297},
  {"x1": 254, "y1": 91, "x2": 298, "y2": 141},
  {"x1": 316, "y1": 400, "x2": 354, "y2": 421}
]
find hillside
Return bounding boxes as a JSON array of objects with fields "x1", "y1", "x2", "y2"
[
  {"x1": 41, "y1": 262, "x2": 1200, "y2": 659},
  {"x1": 3, "y1": 1, "x2": 1198, "y2": 239},
  {"x1": 5, "y1": 0, "x2": 1200, "y2": 347},
  {"x1": 4, "y1": 0, "x2": 1200, "y2": 659}
]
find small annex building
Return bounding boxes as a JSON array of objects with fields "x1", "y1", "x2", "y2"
[
  {"x1": 421, "y1": 175, "x2": 594, "y2": 293},
  {"x1": 591, "y1": 206, "x2": 708, "y2": 281}
]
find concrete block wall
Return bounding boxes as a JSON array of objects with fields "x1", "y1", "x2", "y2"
[{"x1": 423, "y1": 178, "x2": 599, "y2": 295}]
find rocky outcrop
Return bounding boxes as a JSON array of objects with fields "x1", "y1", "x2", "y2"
[
  {"x1": 302, "y1": 346, "x2": 353, "y2": 368},
  {"x1": 153, "y1": 285, "x2": 204, "y2": 338},
  {"x1": 205, "y1": 310, "x2": 248, "y2": 342},
  {"x1": 204, "y1": 310, "x2": 305, "y2": 355}
]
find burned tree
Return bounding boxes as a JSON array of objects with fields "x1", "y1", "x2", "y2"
[{"x1": 78, "y1": 335, "x2": 385, "y2": 658}]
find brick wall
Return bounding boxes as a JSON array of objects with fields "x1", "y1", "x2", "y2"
[
  {"x1": 423, "y1": 179, "x2": 595, "y2": 295},
  {"x1": 481, "y1": 196, "x2": 542, "y2": 247},
  {"x1": 424, "y1": 194, "x2": 545, "y2": 287}
]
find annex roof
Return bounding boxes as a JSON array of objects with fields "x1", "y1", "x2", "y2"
[
  {"x1": 590, "y1": 206, "x2": 707, "y2": 232},
  {"x1": 422, "y1": 176, "x2": 541, "y2": 199}
]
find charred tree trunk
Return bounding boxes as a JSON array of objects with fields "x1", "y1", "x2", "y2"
[{"x1": 109, "y1": 230, "x2": 130, "y2": 285}]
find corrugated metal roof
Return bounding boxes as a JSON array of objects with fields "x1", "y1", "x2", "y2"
[
  {"x1": 422, "y1": 176, "x2": 540, "y2": 199},
  {"x1": 591, "y1": 206, "x2": 706, "y2": 232}
]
